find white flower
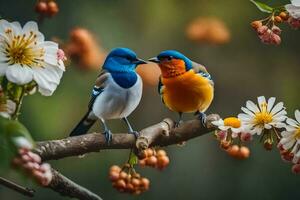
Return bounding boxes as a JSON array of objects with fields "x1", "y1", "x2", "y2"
[
  {"x1": 279, "y1": 110, "x2": 300, "y2": 163},
  {"x1": 212, "y1": 117, "x2": 244, "y2": 138},
  {"x1": 0, "y1": 19, "x2": 65, "y2": 96},
  {"x1": 238, "y1": 96, "x2": 287, "y2": 135},
  {"x1": 285, "y1": 0, "x2": 300, "y2": 19}
]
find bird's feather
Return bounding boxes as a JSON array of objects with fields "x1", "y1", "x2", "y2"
[
  {"x1": 70, "y1": 70, "x2": 109, "y2": 136},
  {"x1": 158, "y1": 76, "x2": 165, "y2": 104},
  {"x1": 192, "y1": 61, "x2": 214, "y2": 86}
]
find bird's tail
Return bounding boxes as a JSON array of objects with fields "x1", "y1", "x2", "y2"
[{"x1": 69, "y1": 112, "x2": 96, "y2": 136}]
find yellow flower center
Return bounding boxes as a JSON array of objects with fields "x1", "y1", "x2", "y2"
[
  {"x1": 224, "y1": 117, "x2": 241, "y2": 128},
  {"x1": 293, "y1": 128, "x2": 300, "y2": 139},
  {"x1": 3, "y1": 29, "x2": 45, "y2": 67},
  {"x1": 254, "y1": 102, "x2": 273, "y2": 125}
]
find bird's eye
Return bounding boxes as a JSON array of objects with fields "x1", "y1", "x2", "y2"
[{"x1": 167, "y1": 56, "x2": 172, "y2": 61}]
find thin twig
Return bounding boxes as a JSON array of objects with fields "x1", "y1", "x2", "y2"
[{"x1": 0, "y1": 177, "x2": 35, "y2": 197}]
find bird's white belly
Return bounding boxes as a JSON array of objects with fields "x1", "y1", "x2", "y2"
[{"x1": 92, "y1": 75, "x2": 142, "y2": 120}]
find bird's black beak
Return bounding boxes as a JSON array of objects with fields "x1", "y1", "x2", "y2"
[
  {"x1": 148, "y1": 57, "x2": 160, "y2": 63},
  {"x1": 134, "y1": 58, "x2": 147, "y2": 64}
]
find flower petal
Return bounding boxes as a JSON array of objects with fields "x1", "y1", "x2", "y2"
[
  {"x1": 0, "y1": 62, "x2": 8, "y2": 75},
  {"x1": 23, "y1": 21, "x2": 44, "y2": 42},
  {"x1": 32, "y1": 64, "x2": 63, "y2": 96},
  {"x1": 6, "y1": 65, "x2": 33, "y2": 84},
  {"x1": 291, "y1": 0, "x2": 300, "y2": 7},
  {"x1": 285, "y1": 4, "x2": 300, "y2": 19},
  {"x1": 246, "y1": 100, "x2": 260, "y2": 113},
  {"x1": 257, "y1": 96, "x2": 266, "y2": 111},
  {"x1": 270, "y1": 102, "x2": 284, "y2": 115},
  {"x1": 267, "y1": 97, "x2": 276, "y2": 112},
  {"x1": 287, "y1": 118, "x2": 299, "y2": 127},
  {"x1": 295, "y1": 110, "x2": 300, "y2": 123},
  {"x1": 241, "y1": 107, "x2": 255, "y2": 116}
]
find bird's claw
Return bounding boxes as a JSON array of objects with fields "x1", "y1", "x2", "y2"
[
  {"x1": 130, "y1": 131, "x2": 140, "y2": 139},
  {"x1": 197, "y1": 112, "x2": 207, "y2": 128},
  {"x1": 175, "y1": 120, "x2": 183, "y2": 128},
  {"x1": 103, "y1": 130, "x2": 112, "y2": 145}
]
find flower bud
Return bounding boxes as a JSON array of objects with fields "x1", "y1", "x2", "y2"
[
  {"x1": 274, "y1": 16, "x2": 282, "y2": 23},
  {"x1": 271, "y1": 25, "x2": 281, "y2": 35},
  {"x1": 240, "y1": 132, "x2": 252, "y2": 142},
  {"x1": 292, "y1": 164, "x2": 300, "y2": 174},
  {"x1": 257, "y1": 26, "x2": 268, "y2": 35},
  {"x1": 264, "y1": 139, "x2": 273, "y2": 150},
  {"x1": 251, "y1": 21, "x2": 262, "y2": 29}
]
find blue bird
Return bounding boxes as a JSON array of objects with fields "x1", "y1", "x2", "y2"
[{"x1": 70, "y1": 47, "x2": 146, "y2": 144}]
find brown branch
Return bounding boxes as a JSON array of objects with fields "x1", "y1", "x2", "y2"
[
  {"x1": 0, "y1": 177, "x2": 35, "y2": 197},
  {"x1": 35, "y1": 114, "x2": 220, "y2": 161},
  {"x1": 48, "y1": 169, "x2": 102, "y2": 200}
]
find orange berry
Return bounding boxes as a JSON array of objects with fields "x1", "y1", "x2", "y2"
[
  {"x1": 227, "y1": 145, "x2": 239, "y2": 158},
  {"x1": 157, "y1": 156, "x2": 170, "y2": 169},
  {"x1": 138, "y1": 159, "x2": 146, "y2": 167},
  {"x1": 119, "y1": 171, "x2": 127, "y2": 180},
  {"x1": 279, "y1": 12, "x2": 288, "y2": 21},
  {"x1": 275, "y1": 16, "x2": 282, "y2": 23},
  {"x1": 292, "y1": 164, "x2": 300, "y2": 174},
  {"x1": 145, "y1": 148, "x2": 154, "y2": 157},
  {"x1": 126, "y1": 183, "x2": 135, "y2": 193},
  {"x1": 35, "y1": 1, "x2": 48, "y2": 13},
  {"x1": 239, "y1": 146, "x2": 250, "y2": 159},
  {"x1": 131, "y1": 178, "x2": 140, "y2": 187},
  {"x1": 47, "y1": 1, "x2": 59, "y2": 16},
  {"x1": 140, "y1": 178, "x2": 150, "y2": 190},
  {"x1": 110, "y1": 165, "x2": 121, "y2": 173},
  {"x1": 146, "y1": 156, "x2": 157, "y2": 167},
  {"x1": 156, "y1": 149, "x2": 167, "y2": 157},
  {"x1": 109, "y1": 171, "x2": 119, "y2": 181},
  {"x1": 251, "y1": 21, "x2": 262, "y2": 29},
  {"x1": 115, "y1": 179, "x2": 126, "y2": 189},
  {"x1": 138, "y1": 151, "x2": 147, "y2": 159}
]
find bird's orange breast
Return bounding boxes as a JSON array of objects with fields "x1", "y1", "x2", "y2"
[{"x1": 161, "y1": 70, "x2": 214, "y2": 113}]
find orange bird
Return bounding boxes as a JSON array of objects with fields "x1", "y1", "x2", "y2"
[{"x1": 149, "y1": 50, "x2": 214, "y2": 126}]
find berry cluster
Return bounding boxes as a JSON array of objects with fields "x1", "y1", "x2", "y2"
[
  {"x1": 226, "y1": 145, "x2": 250, "y2": 159},
  {"x1": 216, "y1": 131, "x2": 252, "y2": 160},
  {"x1": 138, "y1": 148, "x2": 170, "y2": 170},
  {"x1": 12, "y1": 148, "x2": 52, "y2": 186},
  {"x1": 35, "y1": 0, "x2": 59, "y2": 18},
  {"x1": 278, "y1": 144, "x2": 300, "y2": 174},
  {"x1": 109, "y1": 165, "x2": 150, "y2": 195},
  {"x1": 251, "y1": 11, "x2": 300, "y2": 45}
]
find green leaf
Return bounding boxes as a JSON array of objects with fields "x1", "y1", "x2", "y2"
[
  {"x1": 6, "y1": 120, "x2": 34, "y2": 149},
  {"x1": 250, "y1": 0, "x2": 274, "y2": 13},
  {"x1": 128, "y1": 152, "x2": 138, "y2": 166}
]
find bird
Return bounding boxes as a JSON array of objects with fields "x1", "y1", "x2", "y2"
[
  {"x1": 69, "y1": 47, "x2": 146, "y2": 144},
  {"x1": 148, "y1": 50, "x2": 214, "y2": 126}
]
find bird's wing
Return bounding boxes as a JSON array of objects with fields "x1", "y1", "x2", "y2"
[
  {"x1": 158, "y1": 76, "x2": 165, "y2": 104},
  {"x1": 88, "y1": 70, "x2": 110, "y2": 109},
  {"x1": 191, "y1": 61, "x2": 214, "y2": 86}
]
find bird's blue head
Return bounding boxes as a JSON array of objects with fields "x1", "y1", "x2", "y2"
[
  {"x1": 103, "y1": 48, "x2": 147, "y2": 73},
  {"x1": 148, "y1": 50, "x2": 193, "y2": 78}
]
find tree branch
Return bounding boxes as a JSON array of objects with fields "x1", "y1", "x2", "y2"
[
  {"x1": 0, "y1": 177, "x2": 35, "y2": 197},
  {"x1": 35, "y1": 114, "x2": 220, "y2": 161},
  {"x1": 48, "y1": 169, "x2": 102, "y2": 200}
]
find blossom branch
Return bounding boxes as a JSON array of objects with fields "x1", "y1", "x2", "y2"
[{"x1": 35, "y1": 114, "x2": 220, "y2": 161}]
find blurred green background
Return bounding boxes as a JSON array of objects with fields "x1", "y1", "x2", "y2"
[{"x1": 1, "y1": 0, "x2": 300, "y2": 199}]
